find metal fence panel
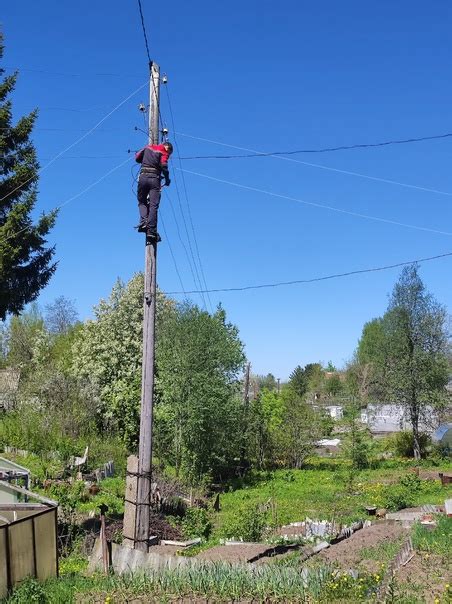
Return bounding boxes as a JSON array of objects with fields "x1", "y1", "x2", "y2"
[
  {"x1": 8, "y1": 520, "x2": 35, "y2": 585},
  {"x1": 0, "y1": 528, "x2": 8, "y2": 599},
  {"x1": 34, "y1": 511, "x2": 57, "y2": 581}
]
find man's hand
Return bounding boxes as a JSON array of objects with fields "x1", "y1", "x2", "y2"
[{"x1": 165, "y1": 178, "x2": 171, "y2": 187}]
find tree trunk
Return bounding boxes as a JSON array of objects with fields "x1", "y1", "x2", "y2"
[{"x1": 411, "y1": 408, "x2": 421, "y2": 460}]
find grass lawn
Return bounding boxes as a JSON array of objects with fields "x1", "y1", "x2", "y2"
[{"x1": 215, "y1": 458, "x2": 452, "y2": 536}]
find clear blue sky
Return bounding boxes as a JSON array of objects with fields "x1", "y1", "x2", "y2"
[{"x1": 2, "y1": 1, "x2": 452, "y2": 379}]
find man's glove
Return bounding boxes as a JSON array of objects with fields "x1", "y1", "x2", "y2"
[{"x1": 165, "y1": 178, "x2": 171, "y2": 187}]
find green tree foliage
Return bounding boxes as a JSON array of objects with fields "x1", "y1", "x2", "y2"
[
  {"x1": 71, "y1": 274, "x2": 173, "y2": 445},
  {"x1": 279, "y1": 386, "x2": 319, "y2": 468},
  {"x1": 0, "y1": 298, "x2": 101, "y2": 454},
  {"x1": 380, "y1": 265, "x2": 449, "y2": 459},
  {"x1": 155, "y1": 302, "x2": 245, "y2": 483},
  {"x1": 324, "y1": 373, "x2": 343, "y2": 397},
  {"x1": 342, "y1": 399, "x2": 373, "y2": 474},
  {"x1": 357, "y1": 318, "x2": 386, "y2": 365},
  {"x1": 288, "y1": 365, "x2": 307, "y2": 397},
  {"x1": 255, "y1": 373, "x2": 278, "y2": 391},
  {"x1": 71, "y1": 275, "x2": 245, "y2": 483},
  {"x1": 304, "y1": 362, "x2": 325, "y2": 393},
  {"x1": 0, "y1": 34, "x2": 57, "y2": 319},
  {"x1": 247, "y1": 387, "x2": 285, "y2": 468},
  {"x1": 3, "y1": 303, "x2": 45, "y2": 371},
  {"x1": 352, "y1": 265, "x2": 449, "y2": 459}
]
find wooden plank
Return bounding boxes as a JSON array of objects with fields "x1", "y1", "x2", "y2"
[{"x1": 123, "y1": 455, "x2": 138, "y2": 548}]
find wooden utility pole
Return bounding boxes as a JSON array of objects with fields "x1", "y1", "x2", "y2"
[
  {"x1": 243, "y1": 362, "x2": 251, "y2": 406},
  {"x1": 239, "y1": 362, "x2": 251, "y2": 473},
  {"x1": 134, "y1": 61, "x2": 160, "y2": 552}
]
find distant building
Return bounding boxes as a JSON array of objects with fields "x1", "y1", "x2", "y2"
[
  {"x1": 325, "y1": 405, "x2": 343, "y2": 420},
  {"x1": 362, "y1": 403, "x2": 437, "y2": 436}
]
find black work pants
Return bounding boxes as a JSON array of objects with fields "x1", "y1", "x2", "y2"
[{"x1": 137, "y1": 174, "x2": 161, "y2": 230}]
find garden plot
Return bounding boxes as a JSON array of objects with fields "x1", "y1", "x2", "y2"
[{"x1": 314, "y1": 521, "x2": 406, "y2": 574}]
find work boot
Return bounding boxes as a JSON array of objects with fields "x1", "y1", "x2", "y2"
[
  {"x1": 135, "y1": 220, "x2": 148, "y2": 233},
  {"x1": 146, "y1": 230, "x2": 162, "y2": 242}
]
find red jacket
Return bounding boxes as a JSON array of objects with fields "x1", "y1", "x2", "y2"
[{"x1": 135, "y1": 144, "x2": 170, "y2": 176}]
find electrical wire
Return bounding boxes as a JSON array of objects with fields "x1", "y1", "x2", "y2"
[
  {"x1": 159, "y1": 209, "x2": 186, "y2": 295},
  {"x1": 0, "y1": 81, "x2": 147, "y2": 203},
  {"x1": 179, "y1": 132, "x2": 452, "y2": 159},
  {"x1": 165, "y1": 85, "x2": 213, "y2": 312},
  {"x1": 162, "y1": 189, "x2": 208, "y2": 307},
  {"x1": 178, "y1": 168, "x2": 452, "y2": 237},
  {"x1": 132, "y1": 1, "x2": 209, "y2": 311},
  {"x1": 1, "y1": 157, "x2": 133, "y2": 243},
  {"x1": 177, "y1": 133, "x2": 452, "y2": 198},
  {"x1": 163, "y1": 251, "x2": 452, "y2": 295},
  {"x1": 0, "y1": 127, "x2": 132, "y2": 133},
  {"x1": 136, "y1": 0, "x2": 152, "y2": 65},
  {"x1": 5, "y1": 66, "x2": 142, "y2": 78},
  {"x1": 163, "y1": 179, "x2": 209, "y2": 310},
  {"x1": 134, "y1": 105, "x2": 205, "y2": 304},
  {"x1": 137, "y1": 100, "x2": 210, "y2": 309}
]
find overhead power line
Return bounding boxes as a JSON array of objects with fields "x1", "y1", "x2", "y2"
[
  {"x1": 0, "y1": 81, "x2": 147, "y2": 203},
  {"x1": 177, "y1": 133, "x2": 452, "y2": 198},
  {"x1": 164, "y1": 251, "x2": 452, "y2": 295},
  {"x1": 178, "y1": 168, "x2": 452, "y2": 237},
  {"x1": 5, "y1": 66, "x2": 142, "y2": 78},
  {"x1": 1, "y1": 157, "x2": 133, "y2": 243},
  {"x1": 165, "y1": 84, "x2": 213, "y2": 312},
  {"x1": 137, "y1": 0, "x2": 152, "y2": 64},
  {"x1": 179, "y1": 131, "x2": 452, "y2": 159}
]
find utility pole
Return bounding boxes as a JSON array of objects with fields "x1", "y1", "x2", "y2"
[
  {"x1": 239, "y1": 362, "x2": 251, "y2": 473},
  {"x1": 134, "y1": 61, "x2": 160, "y2": 552},
  {"x1": 244, "y1": 362, "x2": 251, "y2": 406}
]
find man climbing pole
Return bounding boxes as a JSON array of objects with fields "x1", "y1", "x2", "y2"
[{"x1": 135, "y1": 141, "x2": 173, "y2": 240}]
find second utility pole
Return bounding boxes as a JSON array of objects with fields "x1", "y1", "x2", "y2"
[{"x1": 134, "y1": 61, "x2": 160, "y2": 552}]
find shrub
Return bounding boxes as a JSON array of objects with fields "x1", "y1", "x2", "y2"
[
  {"x1": 222, "y1": 502, "x2": 267, "y2": 542},
  {"x1": 181, "y1": 507, "x2": 212, "y2": 540},
  {"x1": 383, "y1": 473, "x2": 421, "y2": 510},
  {"x1": 8, "y1": 578, "x2": 47, "y2": 603},
  {"x1": 393, "y1": 431, "x2": 430, "y2": 458}
]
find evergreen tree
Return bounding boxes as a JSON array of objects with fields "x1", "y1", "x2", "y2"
[
  {"x1": 0, "y1": 33, "x2": 57, "y2": 320},
  {"x1": 288, "y1": 365, "x2": 307, "y2": 397}
]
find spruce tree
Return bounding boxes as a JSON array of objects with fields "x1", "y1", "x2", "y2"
[{"x1": 0, "y1": 32, "x2": 57, "y2": 320}]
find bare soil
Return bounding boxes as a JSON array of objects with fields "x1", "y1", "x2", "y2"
[
  {"x1": 316, "y1": 521, "x2": 407, "y2": 573},
  {"x1": 196, "y1": 543, "x2": 274, "y2": 563},
  {"x1": 396, "y1": 552, "x2": 451, "y2": 604}
]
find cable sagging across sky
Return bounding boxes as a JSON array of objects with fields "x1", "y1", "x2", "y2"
[
  {"x1": 164, "y1": 251, "x2": 452, "y2": 295},
  {"x1": 179, "y1": 131, "x2": 452, "y2": 158},
  {"x1": 177, "y1": 132, "x2": 452, "y2": 198}
]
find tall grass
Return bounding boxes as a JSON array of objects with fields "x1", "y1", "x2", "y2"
[{"x1": 412, "y1": 515, "x2": 452, "y2": 558}]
